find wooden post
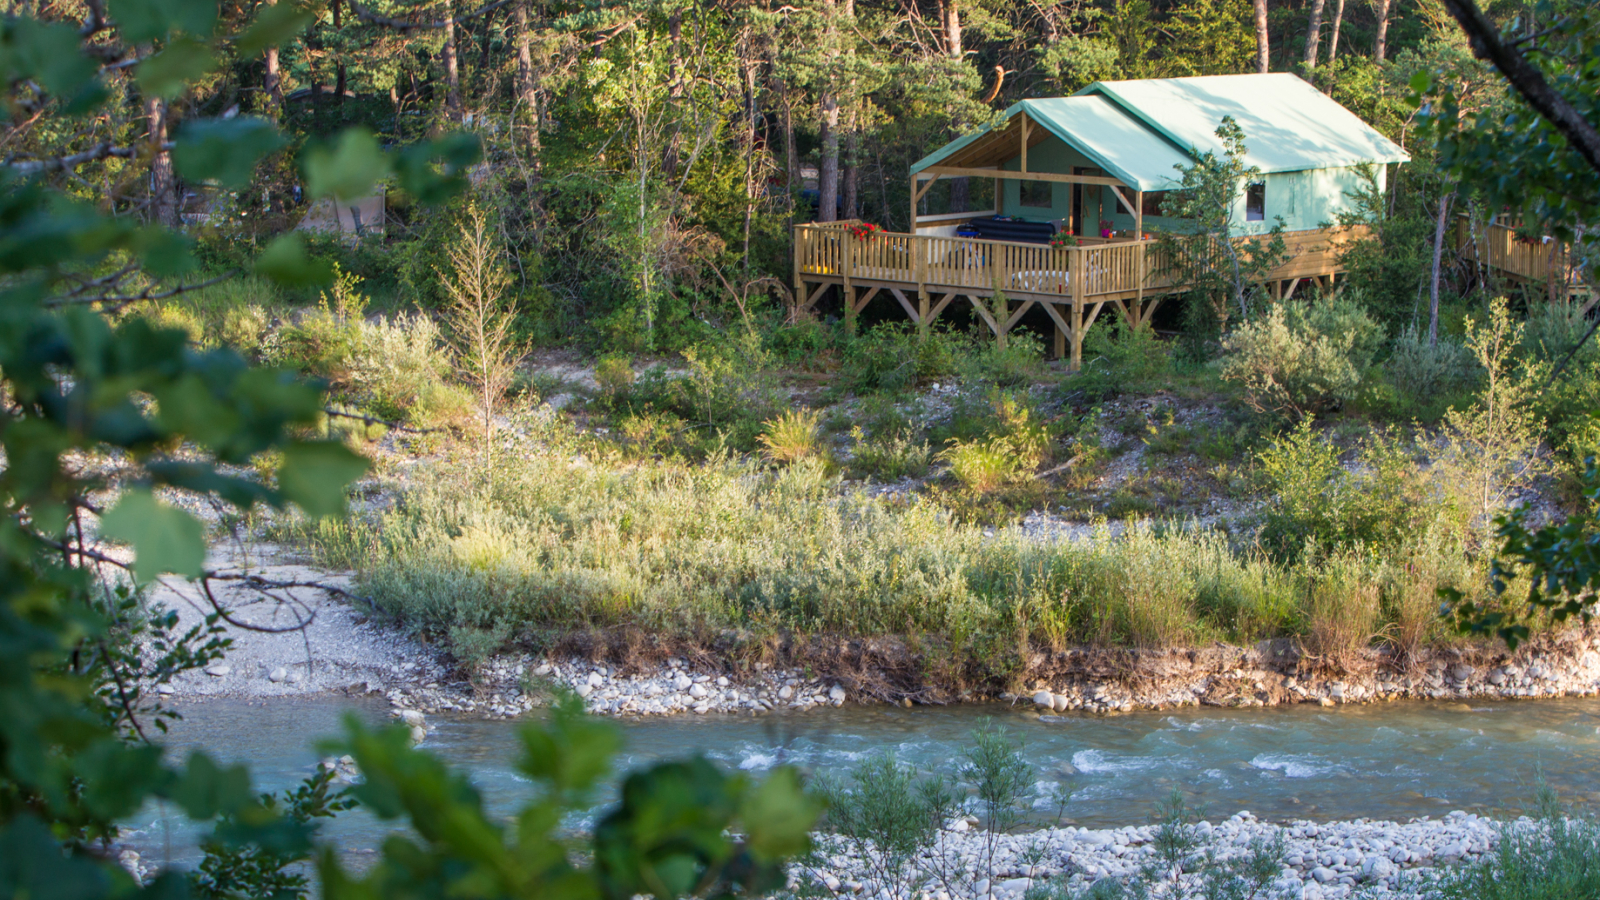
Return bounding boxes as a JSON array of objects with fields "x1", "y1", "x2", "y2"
[
  {"x1": 918, "y1": 289, "x2": 930, "y2": 340},
  {"x1": 843, "y1": 231, "x2": 856, "y2": 334},
  {"x1": 1070, "y1": 246, "x2": 1085, "y2": 371},
  {"x1": 1053, "y1": 318, "x2": 1066, "y2": 359},
  {"x1": 793, "y1": 226, "x2": 805, "y2": 320},
  {"x1": 1020, "y1": 114, "x2": 1029, "y2": 173},
  {"x1": 1134, "y1": 190, "x2": 1143, "y2": 239},
  {"x1": 910, "y1": 173, "x2": 918, "y2": 233}
]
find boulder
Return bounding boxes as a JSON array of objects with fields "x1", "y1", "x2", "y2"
[{"x1": 1032, "y1": 691, "x2": 1054, "y2": 709}]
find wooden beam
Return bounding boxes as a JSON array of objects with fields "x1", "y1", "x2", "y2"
[
  {"x1": 805, "y1": 282, "x2": 829, "y2": 309},
  {"x1": 913, "y1": 172, "x2": 943, "y2": 204},
  {"x1": 928, "y1": 292, "x2": 957, "y2": 321},
  {"x1": 1003, "y1": 298, "x2": 1036, "y2": 332},
  {"x1": 923, "y1": 165, "x2": 1128, "y2": 187},
  {"x1": 852, "y1": 285, "x2": 881, "y2": 313},
  {"x1": 1134, "y1": 190, "x2": 1144, "y2": 239},
  {"x1": 914, "y1": 210, "x2": 993, "y2": 224},
  {"x1": 1020, "y1": 114, "x2": 1029, "y2": 173},
  {"x1": 888, "y1": 288, "x2": 920, "y2": 323},
  {"x1": 968, "y1": 295, "x2": 1001, "y2": 336},
  {"x1": 1107, "y1": 185, "x2": 1138, "y2": 218}
]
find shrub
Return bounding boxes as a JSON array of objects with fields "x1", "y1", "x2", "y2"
[
  {"x1": 848, "y1": 427, "x2": 931, "y2": 480},
  {"x1": 593, "y1": 353, "x2": 636, "y2": 402},
  {"x1": 1075, "y1": 318, "x2": 1173, "y2": 398},
  {"x1": 959, "y1": 329, "x2": 1047, "y2": 388},
  {"x1": 844, "y1": 323, "x2": 963, "y2": 394},
  {"x1": 1220, "y1": 296, "x2": 1384, "y2": 418},
  {"x1": 757, "y1": 408, "x2": 824, "y2": 464},
  {"x1": 352, "y1": 313, "x2": 454, "y2": 423},
  {"x1": 1425, "y1": 793, "x2": 1600, "y2": 900},
  {"x1": 1297, "y1": 549, "x2": 1381, "y2": 672},
  {"x1": 938, "y1": 438, "x2": 1026, "y2": 493},
  {"x1": 1385, "y1": 326, "x2": 1478, "y2": 401}
]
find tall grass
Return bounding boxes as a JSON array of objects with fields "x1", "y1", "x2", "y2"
[{"x1": 313, "y1": 425, "x2": 1504, "y2": 672}]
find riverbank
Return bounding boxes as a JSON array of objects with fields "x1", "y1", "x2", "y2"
[
  {"x1": 801, "y1": 809, "x2": 1506, "y2": 900},
  {"x1": 156, "y1": 547, "x2": 1600, "y2": 722}
]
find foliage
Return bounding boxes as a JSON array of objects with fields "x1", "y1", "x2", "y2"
[
  {"x1": 1074, "y1": 318, "x2": 1175, "y2": 400},
  {"x1": 1220, "y1": 296, "x2": 1385, "y2": 419},
  {"x1": 1155, "y1": 117, "x2": 1288, "y2": 336},
  {"x1": 1384, "y1": 326, "x2": 1478, "y2": 409},
  {"x1": 847, "y1": 427, "x2": 932, "y2": 480},
  {"x1": 443, "y1": 201, "x2": 523, "y2": 470},
  {"x1": 758, "y1": 408, "x2": 826, "y2": 464},
  {"x1": 844, "y1": 324, "x2": 964, "y2": 394},
  {"x1": 815, "y1": 754, "x2": 944, "y2": 900},
  {"x1": 320, "y1": 696, "x2": 819, "y2": 900},
  {"x1": 1423, "y1": 788, "x2": 1600, "y2": 900}
]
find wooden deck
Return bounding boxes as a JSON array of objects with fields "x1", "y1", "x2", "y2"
[
  {"x1": 1455, "y1": 218, "x2": 1591, "y2": 304},
  {"x1": 793, "y1": 222, "x2": 1369, "y2": 368}
]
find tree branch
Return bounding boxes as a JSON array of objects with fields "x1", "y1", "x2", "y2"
[
  {"x1": 5, "y1": 141, "x2": 171, "y2": 175},
  {"x1": 1438, "y1": 0, "x2": 1600, "y2": 178},
  {"x1": 346, "y1": 0, "x2": 512, "y2": 30}
]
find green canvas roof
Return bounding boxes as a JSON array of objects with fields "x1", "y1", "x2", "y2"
[
  {"x1": 1077, "y1": 73, "x2": 1410, "y2": 173},
  {"x1": 910, "y1": 73, "x2": 1408, "y2": 188},
  {"x1": 909, "y1": 96, "x2": 1193, "y2": 192}
]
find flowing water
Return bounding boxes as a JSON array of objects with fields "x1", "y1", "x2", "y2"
[{"x1": 123, "y1": 696, "x2": 1600, "y2": 868}]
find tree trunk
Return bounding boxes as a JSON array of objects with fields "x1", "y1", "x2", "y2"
[
  {"x1": 147, "y1": 96, "x2": 177, "y2": 227},
  {"x1": 514, "y1": 0, "x2": 541, "y2": 178},
  {"x1": 1372, "y1": 0, "x2": 1390, "y2": 61},
  {"x1": 1303, "y1": 0, "x2": 1326, "y2": 66},
  {"x1": 818, "y1": 92, "x2": 839, "y2": 222},
  {"x1": 1253, "y1": 0, "x2": 1270, "y2": 72},
  {"x1": 332, "y1": 0, "x2": 345, "y2": 112},
  {"x1": 442, "y1": 0, "x2": 463, "y2": 123},
  {"x1": 843, "y1": 125, "x2": 859, "y2": 220},
  {"x1": 1429, "y1": 190, "x2": 1455, "y2": 345},
  {"x1": 945, "y1": 0, "x2": 961, "y2": 58},
  {"x1": 781, "y1": 81, "x2": 798, "y2": 217},
  {"x1": 1328, "y1": 0, "x2": 1345, "y2": 60}
]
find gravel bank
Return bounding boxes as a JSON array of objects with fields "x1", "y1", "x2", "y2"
[{"x1": 800, "y1": 809, "x2": 1512, "y2": 900}]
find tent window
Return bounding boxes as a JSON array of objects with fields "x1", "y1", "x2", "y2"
[
  {"x1": 1141, "y1": 191, "x2": 1166, "y2": 216},
  {"x1": 1246, "y1": 182, "x2": 1266, "y2": 221},
  {"x1": 1019, "y1": 181, "x2": 1053, "y2": 209}
]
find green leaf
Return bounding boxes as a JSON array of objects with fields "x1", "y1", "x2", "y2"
[
  {"x1": 112, "y1": 0, "x2": 219, "y2": 43},
  {"x1": 135, "y1": 38, "x2": 216, "y2": 99},
  {"x1": 0, "y1": 816, "x2": 113, "y2": 900},
  {"x1": 175, "y1": 117, "x2": 287, "y2": 189},
  {"x1": 277, "y1": 441, "x2": 369, "y2": 517},
  {"x1": 304, "y1": 128, "x2": 390, "y2": 203},
  {"x1": 131, "y1": 227, "x2": 198, "y2": 277},
  {"x1": 235, "y1": 0, "x2": 314, "y2": 58},
  {"x1": 254, "y1": 233, "x2": 334, "y2": 287},
  {"x1": 167, "y1": 752, "x2": 253, "y2": 820},
  {"x1": 99, "y1": 487, "x2": 205, "y2": 582},
  {"x1": 392, "y1": 133, "x2": 482, "y2": 205},
  {"x1": 740, "y1": 766, "x2": 818, "y2": 860},
  {"x1": 8, "y1": 19, "x2": 99, "y2": 98}
]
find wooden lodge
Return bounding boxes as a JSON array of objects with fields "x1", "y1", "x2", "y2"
[{"x1": 792, "y1": 73, "x2": 1410, "y2": 368}]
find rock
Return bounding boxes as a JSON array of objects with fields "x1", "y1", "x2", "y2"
[
  {"x1": 689, "y1": 683, "x2": 708, "y2": 699},
  {"x1": 587, "y1": 671, "x2": 604, "y2": 687},
  {"x1": 1488, "y1": 668, "x2": 1507, "y2": 685},
  {"x1": 409, "y1": 725, "x2": 427, "y2": 745},
  {"x1": 1361, "y1": 856, "x2": 1392, "y2": 880},
  {"x1": 204, "y1": 664, "x2": 231, "y2": 677},
  {"x1": 287, "y1": 671, "x2": 303, "y2": 684},
  {"x1": 575, "y1": 683, "x2": 593, "y2": 698},
  {"x1": 675, "y1": 674, "x2": 693, "y2": 691},
  {"x1": 269, "y1": 667, "x2": 288, "y2": 683},
  {"x1": 717, "y1": 676, "x2": 730, "y2": 687},
  {"x1": 1311, "y1": 867, "x2": 1336, "y2": 884},
  {"x1": 778, "y1": 685, "x2": 794, "y2": 701},
  {"x1": 829, "y1": 684, "x2": 847, "y2": 703},
  {"x1": 157, "y1": 683, "x2": 175, "y2": 695},
  {"x1": 1450, "y1": 664, "x2": 1475, "y2": 682},
  {"x1": 998, "y1": 877, "x2": 1032, "y2": 896},
  {"x1": 1033, "y1": 691, "x2": 1054, "y2": 709},
  {"x1": 399, "y1": 709, "x2": 426, "y2": 727}
]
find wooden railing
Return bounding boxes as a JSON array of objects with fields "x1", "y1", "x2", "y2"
[
  {"x1": 796, "y1": 223, "x2": 1367, "y2": 303},
  {"x1": 1456, "y1": 218, "x2": 1578, "y2": 289}
]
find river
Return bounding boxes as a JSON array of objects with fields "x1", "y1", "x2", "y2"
[{"x1": 122, "y1": 695, "x2": 1600, "y2": 869}]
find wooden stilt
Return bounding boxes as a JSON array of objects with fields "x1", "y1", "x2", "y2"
[{"x1": 917, "y1": 289, "x2": 930, "y2": 338}]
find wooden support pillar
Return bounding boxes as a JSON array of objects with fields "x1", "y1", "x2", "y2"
[
  {"x1": 843, "y1": 285, "x2": 856, "y2": 333},
  {"x1": 1134, "y1": 190, "x2": 1143, "y2": 239},
  {"x1": 1053, "y1": 319, "x2": 1066, "y2": 359},
  {"x1": 842, "y1": 235, "x2": 856, "y2": 334},
  {"x1": 917, "y1": 289, "x2": 930, "y2": 339},
  {"x1": 1069, "y1": 245, "x2": 1086, "y2": 371},
  {"x1": 1020, "y1": 114, "x2": 1029, "y2": 173}
]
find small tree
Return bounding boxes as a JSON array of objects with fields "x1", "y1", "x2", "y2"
[
  {"x1": 442, "y1": 201, "x2": 522, "y2": 472},
  {"x1": 1157, "y1": 116, "x2": 1288, "y2": 338}
]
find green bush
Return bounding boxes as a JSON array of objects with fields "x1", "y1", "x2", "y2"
[
  {"x1": 1075, "y1": 318, "x2": 1173, "y2": 399},
  {"x1": 1221, "y1": 296, "x2": 1384, "y2": 418},
  {"x1": 843, "y1": 323, "x2": 963, "y2": 394},
  {"x1": 1425, "y1": 794, "x2": 1600, "y2": 900},
  {"x1": 1385, "y1": 326, "x2": 1478, "y2": 402},
  {"x1": 848, "y1": 427, "x2": 932, "y2": 480}
]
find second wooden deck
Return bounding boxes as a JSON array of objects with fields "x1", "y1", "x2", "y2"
[{"x1": 792, "y1": 222, "x2": 1368, "y2": 368}]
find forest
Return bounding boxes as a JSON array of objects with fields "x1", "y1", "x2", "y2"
[{"x1": 4, "y1": 0, "x2": 1600, "y2": 898}]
